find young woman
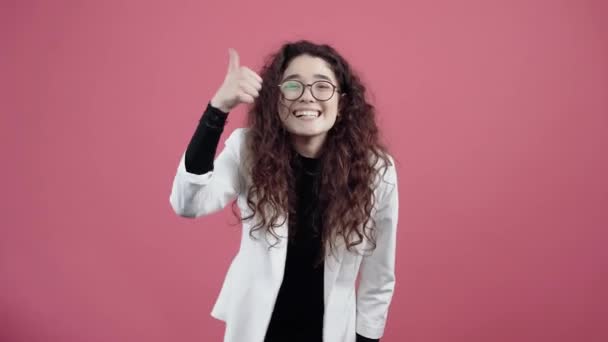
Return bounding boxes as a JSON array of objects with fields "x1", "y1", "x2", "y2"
[{"x1": 170, "y1": 40, "x2": 399, "y2": 342}]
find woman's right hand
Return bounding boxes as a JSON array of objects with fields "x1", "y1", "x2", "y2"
[{"x1": 210, "y1": 48, "x2": 263, "y2": 113}]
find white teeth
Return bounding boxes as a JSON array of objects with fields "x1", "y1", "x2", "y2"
[{"x1": 294, "y1": 110, "x2": 320, "y2": 117}]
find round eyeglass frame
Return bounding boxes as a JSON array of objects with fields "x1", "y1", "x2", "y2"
[{"x1": 277, "y1": 80, "x2": 340, "y2": 102}]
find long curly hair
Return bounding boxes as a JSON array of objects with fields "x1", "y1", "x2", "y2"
[{"x1": 232, "y1": 40, "x2": 392, "y2": 264}]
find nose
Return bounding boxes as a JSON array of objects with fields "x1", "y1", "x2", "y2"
[{"x1": 299, "y1": 85, "x2": 316, "y2": 102}]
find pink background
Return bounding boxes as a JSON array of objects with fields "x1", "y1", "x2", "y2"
[{"x1": 2, "y1": 0, "x2": 607, "y2": 341}]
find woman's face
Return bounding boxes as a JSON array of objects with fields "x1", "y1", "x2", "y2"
[{"x1": 277, "y1": 54, "x2": 340, "y2": 140}]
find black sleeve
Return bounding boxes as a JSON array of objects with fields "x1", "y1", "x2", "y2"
[
  {"x1": 184, "y1": 102, "x2": 229, "y2": 175},
  {"x1": 356, "y1": 333, "x2": 380, "y2": 342}
]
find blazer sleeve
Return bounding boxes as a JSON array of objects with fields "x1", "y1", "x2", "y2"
[
  {"x1": 356, "y1": 155, "x2": 399, "y2": 339},
  {"x1": 169, "y1": 128, "x2": 245, "y2": 218}
]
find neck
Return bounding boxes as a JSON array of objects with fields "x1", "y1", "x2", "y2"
[{"x1": 290, "y1": 133, "x2": 327, "y2": 159}]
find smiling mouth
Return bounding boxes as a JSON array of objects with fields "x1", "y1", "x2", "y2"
[{"x1": 292, "y1": 110, "x2": 321, "y2": 118}]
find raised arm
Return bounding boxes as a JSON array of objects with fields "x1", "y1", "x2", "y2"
[{"x1": 169, "y1": 48, "x2": 261, "y2": 218}]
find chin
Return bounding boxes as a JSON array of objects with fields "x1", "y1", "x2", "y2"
[{"x1": 288, "y1": 127, "x2": 324, "y2": 136}]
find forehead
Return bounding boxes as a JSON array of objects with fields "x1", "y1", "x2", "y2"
[{"x1": 282, "y1": 54, "x2": 337, "y2": 82}]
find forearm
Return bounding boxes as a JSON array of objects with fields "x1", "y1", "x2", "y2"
[{"x1": 184, "y1": 102, "x2": 229, "y2": 174}]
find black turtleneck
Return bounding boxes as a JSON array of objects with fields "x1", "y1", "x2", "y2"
[
  {"x1": 184, "y1": 103, "x2": 380, "y2": 342},
  {"x1": 264, "y1": 151, "x2": 325, "y2": 342}
]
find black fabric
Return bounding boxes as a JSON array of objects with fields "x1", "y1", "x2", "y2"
[
  {"x1": 183, "y1": 103, "x2": 379, "y2": 342},
  {"x1": 184, "y1": 102, "x2": 229, "y2": 174},
  {"x1": 356, "y1": 333, "x2": 381, "y2": 342},
  {"x1": 263, "y1": 153, "x2": 325, "y2": 342}
]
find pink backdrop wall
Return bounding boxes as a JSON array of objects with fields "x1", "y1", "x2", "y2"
[{"x1": 2, "y1": 0, "x2": 607, "y2": 341}]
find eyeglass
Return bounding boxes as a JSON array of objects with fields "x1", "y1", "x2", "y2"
[{"x1": 277, "y1": 80, "x2": 339, "y2": 102}]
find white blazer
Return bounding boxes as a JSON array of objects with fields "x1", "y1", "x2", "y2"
[{"x1": 169, "y1": 127, "x2": 399, "y2": 342}]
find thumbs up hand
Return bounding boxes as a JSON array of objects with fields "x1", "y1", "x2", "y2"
[{"x1": 210, "y1": 48, "x2": 263, "y2": 113}]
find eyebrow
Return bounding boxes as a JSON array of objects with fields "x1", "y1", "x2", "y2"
[{"x1": 282, "y1": 73, "x2": 334, "y2": 82}]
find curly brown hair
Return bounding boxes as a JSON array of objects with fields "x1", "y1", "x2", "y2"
[{"x1": 231, "y1": 40, "x2": 393, "y2": 265}]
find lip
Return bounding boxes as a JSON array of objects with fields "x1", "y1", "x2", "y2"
[{"x1": 292, "y1": 107, "x2": 322, "y2": 112}]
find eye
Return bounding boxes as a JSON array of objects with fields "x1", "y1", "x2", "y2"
[
  {"x1": 282, "y1": 81, "x2": 302, "y2": 90},
  {"x1": 314, "y1": 82, "x2": 332, "y2": 90}
]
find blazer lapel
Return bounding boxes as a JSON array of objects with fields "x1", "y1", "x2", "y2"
[
  {"x1": 266, "y1": 214, "x2": 289, "y2": 285},
  {"x1": 324, "y1": 235, "x2": 346, "y2": 305}
]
